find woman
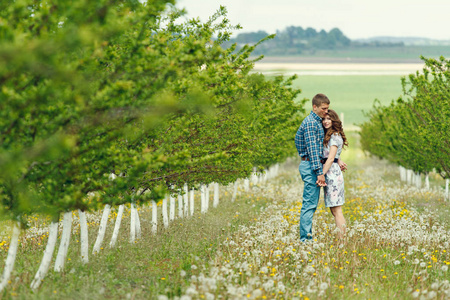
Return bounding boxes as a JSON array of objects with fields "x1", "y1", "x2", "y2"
[{"x1": 321, "y1": 109, "x2": 348, "y2": 237}]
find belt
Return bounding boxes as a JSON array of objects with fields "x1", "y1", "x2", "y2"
[
  {"x1": 321, "y1": 158, "x2": 339, "y2": 164},
  {"x1": 301, "y1": 157, "x2": 310, "y2": 161}
]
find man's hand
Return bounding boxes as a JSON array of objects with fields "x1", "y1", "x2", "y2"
[
  {"x1": 316, "y1": 174, "x2": 327, "y2": 187},
  {"x1": 338, "y1": 159, "x2": 347, "y2": 172}
]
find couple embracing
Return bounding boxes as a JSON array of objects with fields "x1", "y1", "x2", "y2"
[{"x1": 295, "y1": 93, "x2": 348, "y2": 242}]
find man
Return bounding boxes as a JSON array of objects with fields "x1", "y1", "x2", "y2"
[{"x1": 294, "y1": 93, "x2": 330, "y2": 242}]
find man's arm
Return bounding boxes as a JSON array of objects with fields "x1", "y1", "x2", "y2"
[
  {"x1": 338, "y1": 158, "x2": 347, "y2": 172},
  {"x1": 304, "y1": 123, "x2": 323, "y2": 176}
]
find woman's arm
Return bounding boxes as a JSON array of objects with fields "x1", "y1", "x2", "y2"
[{"x1": 323, "y1": 145, "x2": 338, "y2": 175}]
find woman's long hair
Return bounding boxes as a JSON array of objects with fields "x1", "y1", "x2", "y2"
[{"x1": 323, "y1": 109, "x2": 349, "y2": 148}]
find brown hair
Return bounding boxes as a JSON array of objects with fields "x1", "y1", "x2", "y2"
[
  {"x1": 323, "y1": 109, "x2": 349, "y2": 148},
  {"x1": 312, "y1": 93, "x2": 330, "y2": 107}
]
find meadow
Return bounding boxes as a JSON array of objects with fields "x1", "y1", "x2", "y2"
[
  {"x1": 1, "y1": 151, "x2": 448, "y2": 299},
  {"x1": 1, "y1": 64, "x2": 448, "y2": 299},
  {"x1": 292, "y1": 75, "x2": 404, "y2": 128}
]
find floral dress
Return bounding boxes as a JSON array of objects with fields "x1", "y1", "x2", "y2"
[{"x1": 323, "y1": 133, "x2": 345, "y2": 207}]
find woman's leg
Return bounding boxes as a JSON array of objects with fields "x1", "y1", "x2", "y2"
[{"x1": 329, "y1": 206, "x2": 346, "y2": 237}]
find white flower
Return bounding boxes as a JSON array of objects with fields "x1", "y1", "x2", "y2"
[
  {"x1": 413, "y1": 259, "x2": 420, "y2": 265},
  {"x1": 191, "y1": 265, "x2": 197, "y2": 270},
  {"x1": 394, "y1": 260, "x2": 401, "y2": 265},
  {"x1": 420, "y1": 262, "x2": 427, "y2": 268},
  {"x1": 412, "y1": 291, "x2": 419, "y2": 298},
  {"x1": 319, "y1": 282, "x2": 328, "y2": 290},
  {"x1": 252, "y1": 289, "x2": 263, "y2": 298},
  {"x1": 427, "y1": 291, "x2": 437, "y2": 299},
  {"x1": 442, "y1": 265, "x2": 449, "y2": 272},
  {"x1": 180, "y1": 270, "x2": 186, "y2": 277}
]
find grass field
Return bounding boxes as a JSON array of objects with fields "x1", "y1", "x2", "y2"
[
  {"x1": 291, "y1": 75, "x2": 404, "y2": 128},
  {"x1": 257, "y1": 45, "x2": 450, "y2": 61}
]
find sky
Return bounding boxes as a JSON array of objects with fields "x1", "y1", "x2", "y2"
[{"x1": 174, "y1": 0, "x2": 450, "y2": 40}]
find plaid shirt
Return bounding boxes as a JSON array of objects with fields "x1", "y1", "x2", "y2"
[{"x1": 294, "y1": 111, "x2": 324, "y2": 175}]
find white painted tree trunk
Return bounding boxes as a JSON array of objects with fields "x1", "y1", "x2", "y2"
[
  {"x1": 445, "y1": 179, "x2": 449, "y2": 201},
  {"x1": 93, "y1": 204, "x2": 111, "y2": 254},
  {"x1": 0, "y1": 222, "x2": 20, "y2": 292},
  {"x1": 54, "y1": 212, "x2": 72, "y2": 272},
  {"x1": 184, "y1": 184, "x2": 189, "y2": 217},
  {"x1": 231, "y1": 181, "x2": 238, "y2": 202},
  {"x1": 78, "y1": 210, "x2": 89, "y2": 263},
  {"x1": 31, "y1": 222, "x2": 58, "y2": 290},
  {"x1": 244, "y1": 179, "x2": 250, "y2": 191},
  {"x1": 399, "y1": 166, "x2": 406, "y2": 181},
  {"x1": 251, "y1": 168, "x2": 258, "y2": 185},
  {"x1": 135, "y1": 206, "x2": 141, "y2": 239},
  {"x1": 162, "y1": 196, "x2": 169, "y2": 228},
  {"x1": 152, "y1": 201, "x2": 158, "y2": 234},
  {"x1": 213, "y1": 182, "x2": 219, "y2": 208},
  {"x1": 130, "y1": 203, "x2": 136, "y2": 243},
  {"x1": 201, "y1": 185, "x2": 207, "y2": 213},
  {"x1": 414, "y1": 172, "x2": 422, "y2": 189},
  {"x1": 205, "y1": 184, "x2": 209, "y2": 210},
  {"x1": 190, "y1": 189, "x2": 195, "y2": 216},
  {"x1": 406, "y1": 169, "x2": 412, "y2": 185},
  {"x1": 178, "y1": 195, "x2": 183, "y2": 218},
  {"x1": 169, "y1": 195, "x2": 175, "y2": 221},
  {"x1": 109, "y1": 205, "x2": 124, "y2": 248},
  {"x1": 425, "y1": 174, "x2": 430, "y2": 190}
]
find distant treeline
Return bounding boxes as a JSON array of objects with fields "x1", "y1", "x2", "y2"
[{"x1": 223, "y1": 26, "x2": 404, "y2": 55}]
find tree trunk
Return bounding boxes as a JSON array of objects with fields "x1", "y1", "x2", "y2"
[
  {"x1": 169, "y1": 195, "x2": 175, "y2": 221},
  {"x1": 130, "y1": 203, "x2": 136, "y2": 243},
  {"x1": 135, "y1": 205, "x2": 141, "y2": 239},
  {"x1": 152, "y1": 201, "x2": 158, "y2": 234},
  {"x1": 244, "y1": 178, "x2": 250, "y2": 191},
  {"x1": 78, "y1": 210, "x2": 89, "y2": 263},
  {"x1": 162, "y1": 196, "x2": 169, "y2": 228},
  {"x1": 445, "y1": 179, "x2": 449, "y2": 201},
  {"x1": 93, "y1": 204, "x2": 111, "y2": 254},
  {"x1": 231, "y1": 181, "x2": 238, "y2": 202},
  {"x1": 54, "y1": 212, "x2": 73, "y2": 272},
  {"x1": 0, "y1": 222, "x2": 20, "y2": 292},
  {"x1": 201, "y1": 185, "x2": 207, "y2": 213},
  {"x1": 30, "y1": 222, "x2": 58, "y2": 290},
  {"x1": 109, "y1": 205, "x2": 124, "y2": 248},
  {"x1": 189, "y1": 189, "x2": 195, "y2": 216},
  {"x1": 205, "y1": 184, "x2": 209, "y2": 210},
  {"x1": 183, "y1": 184, "x2": 189, "y2": 217},
  {"x1": 415, "y1": 172, "x2": 422, "y2": 189},
  {"x1": 178, "y1": 195, "x2": 183, "y2": 218},
  {"x1": 425, "y1": 174, "x2": 430, "y2": 190},
  {"x1": 213, "y1": 182, "x2": 219, "y2": 208}
]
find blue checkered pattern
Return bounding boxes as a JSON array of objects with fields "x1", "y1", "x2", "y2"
[{"x1": 295, "y1": 111, "x2": 324, "y2": 175}]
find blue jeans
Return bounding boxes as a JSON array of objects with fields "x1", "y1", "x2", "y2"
[{"x1": 299, "y1": 161, "x2": 321, "y2": 241}]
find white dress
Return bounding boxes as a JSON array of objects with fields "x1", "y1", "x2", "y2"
[{"x1": 323, "y1": 133, "x2": 345, "y2": 207}]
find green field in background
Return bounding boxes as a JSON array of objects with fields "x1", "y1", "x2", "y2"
[{"x1": 292, "y1": 75, "x2": 404, "y2": 127}]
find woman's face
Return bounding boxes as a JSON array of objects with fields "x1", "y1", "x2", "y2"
[{"x1": 322, "y1": 115, "x2": 332, "y2": 129}]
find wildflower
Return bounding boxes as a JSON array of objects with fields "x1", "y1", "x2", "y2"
[
  {"x1": 442, "y1": 265, "x2": 449, "y2": 272},
  {"x1": 394, "y1": 260, "x2": 400, "y2": 265}
]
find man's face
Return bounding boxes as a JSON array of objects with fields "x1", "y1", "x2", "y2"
[{"x1": 313, "y1": 103, "x2": 329, "y2": 118}]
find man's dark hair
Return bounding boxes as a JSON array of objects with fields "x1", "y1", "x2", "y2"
[{"x1": 312, "y1": 93, "x2": 330, "y2": 107}]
